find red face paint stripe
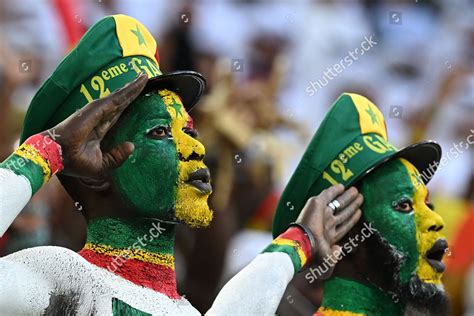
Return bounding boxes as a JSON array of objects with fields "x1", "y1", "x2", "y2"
[
  {"x1": 186, "y1": 116, "x2": 194, "y2": 129},
  {"x1": 79, "y1": 249, "x2": 180, "y2": 299}
]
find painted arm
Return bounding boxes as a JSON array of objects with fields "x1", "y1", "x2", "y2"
[
  {"x1": 0, "y1": 135, "x2": 63, "y2": 236},
  {"x1": 206, "y1": 227, "x2": 312, "y2": 315},
  {"x1": 207, "y1": 186, "x2": 364, "y2": 315}
]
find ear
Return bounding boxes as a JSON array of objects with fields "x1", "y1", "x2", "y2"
[{"x1": 79, "y1": 176, "x2": 111, "y2": 192}]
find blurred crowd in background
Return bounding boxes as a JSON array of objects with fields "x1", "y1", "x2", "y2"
[{"x1": 0, "y1": 0, "x2": 472, "y2": 315}]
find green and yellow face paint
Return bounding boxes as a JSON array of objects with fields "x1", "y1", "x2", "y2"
[
  {"x1": 401, "y1": 159, "x2": 447, "y2": 284},
  {"x1": 108, "y1": 89, "x2": 212, "y2": 227},
  {"x1": 360, "y1": 158, "x2": 447, "y2": 285},
  {"x1": 160, "y1": 89, "x2": 213, "y2": 228}
]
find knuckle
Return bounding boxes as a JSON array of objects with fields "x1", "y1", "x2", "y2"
[
  {"x1": 324, "y1": 207, "x2": 333, "y2": 217},
  {"x1": 88, "y1": 98, "x2": 101, "y2": 107},
  {"x1": 308, "y1": 196, "x2": 320, "y2": 206},
  {"x1": 309, "y1": 196, "x2": 321, "y2": 209}
]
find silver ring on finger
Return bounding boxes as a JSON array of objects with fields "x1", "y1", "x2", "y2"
[{"x1": 328, "y1": 199, "x2": 341, "y2": 213}]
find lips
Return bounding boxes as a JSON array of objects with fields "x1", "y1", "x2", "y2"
[
  {"x1": 425, "y1": 239, "x2": 448, "y2": 273},
  {"x1": 185, "y1": 168, "x2": 212, "y2": 194}
]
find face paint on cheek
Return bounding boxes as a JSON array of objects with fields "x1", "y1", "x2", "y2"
[
  {"x1": 109, "y1": 94, "x2": 179, "y2": 218},
  {"x1": 159, "y1": 90, "x2": 213, "y2": 228},
  {"x1": 400, "y1": 159, "x2": 446, "y2": 285},
  {"x1": 359, "y1": 159, "x2": 420, "y2": 283}
]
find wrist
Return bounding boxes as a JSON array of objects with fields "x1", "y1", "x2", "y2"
[
  {"x1": 262, "y1": 225, "x2": 315, "y2": 272},
  {"x1": 27, "y1": 133, "x2": 64, "y2": 175},
  {"x1": 288, "y1": 222, "x2": 317, "y2": 266},
  {"x1": 3, "y1": 134, "x2": 64, "y2": 193}
]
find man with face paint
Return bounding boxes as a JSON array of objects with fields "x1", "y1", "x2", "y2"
[
  {"x1": 0, "y1": 15, "x2": 363, "y2": 315},
  {"x1": 273, "y1": 93, "x2": 449, "y2": 315}
]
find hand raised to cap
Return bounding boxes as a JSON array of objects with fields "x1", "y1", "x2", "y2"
[
  {"x1": 296, "y1": 184, "x2": 363, "y2": 278},
  {"x1": 40, "y1": 73, "x2": 148, "y2": 178}
]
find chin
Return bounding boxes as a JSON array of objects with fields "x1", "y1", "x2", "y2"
[
  {"x1": 366, "y1": 231, "x2": 450, "y2": 316},
  {"x1": 175, "y1": 184, "x2": 213, "y2": 228},
  {"x1": 401, "y1": 275, "x2": 450, "y2": 316}
]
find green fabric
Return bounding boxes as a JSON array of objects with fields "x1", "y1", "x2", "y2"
[
  {"x1": 262, "y1": 243, "x2": 302, "y2": 272},
  {"x1": 0, "y1": 153, "x2": 45, "y2": 194},
  {"x1": 21, "y1": 16, "x2": 118, "y2": 143},
  {"x1": 308, "y1": 132, "x2": 397, "y2": 198},
  {"x1": 273, "y1": 93, "x2": 400, "y2": 237},
  {"x1": 112, "y1": 298, "x2": 151, "y2": 316},
  {"x1": 46, "y1": 56, "x2": 160, "y2": 129},
  {"x1": 322, "y1": 277, "x2": 403, "y2": 315},
  {"x1": 20, "y1": 15, "x2": 160, "y2": 143}
]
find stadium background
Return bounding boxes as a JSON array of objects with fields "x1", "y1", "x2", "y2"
[{"x1": 0, "y1": 0, "x2": 472, "y2": 314}]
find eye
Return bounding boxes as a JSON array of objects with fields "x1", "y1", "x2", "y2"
[
  {"x1": 183, "y1": 127, "x2": 198, "y2": 138},
  {"x1": 147, "y1": 126, "x2": 170, "y2": 139},
  {"x1": 392, "y1": 198, "x2": 413, "y2": 213}
]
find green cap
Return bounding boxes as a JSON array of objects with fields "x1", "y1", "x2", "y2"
[
  {"x1": 20, "y1": 14, "x2": 205, "y2": 144},
  {"x1": 272, "y1": 93, "x2": 441, "y2": 237}
]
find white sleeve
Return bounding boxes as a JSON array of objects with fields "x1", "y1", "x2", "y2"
[
  {"x1": 207, "y1": 252, "x2": 294, "y2": 316},
  {"x1": 0, "y1": 168, "x2": 33, "y2": 236}
]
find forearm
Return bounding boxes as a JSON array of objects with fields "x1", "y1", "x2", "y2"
[
  {"x1": 207, "y1": 226, "x2": 312, "y2": 315},
  {"x1": 0, "y1": 134, "x2": 63, "y2": 236}
]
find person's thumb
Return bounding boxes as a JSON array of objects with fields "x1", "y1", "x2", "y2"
[{"x1": 102, "y1": 142, "x2": 135, "y2": 171}]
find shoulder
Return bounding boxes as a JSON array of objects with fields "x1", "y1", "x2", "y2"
[
  {"x1": 1, "y1": 246, "x2": 201, "y2": 315},
  {"x1": 4, "y1": 245, "x2": 91, "y2": 272},
  {"x1": 3, "y1": 245, "x2": 98, "y2": 297},
  {"x1": 1, "y1": 246, "x2": 97, "y2": 314}
]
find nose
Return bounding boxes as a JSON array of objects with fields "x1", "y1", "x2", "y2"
[
  {"x1": 428, "y1": 223, "x2": 443, "y2": 232},
  {"x1": 420, "y1": 208, "x2": 445, "y2": 233},
  {"x1": 177, "y1": 133, "x2": 206, "y2": 161}
]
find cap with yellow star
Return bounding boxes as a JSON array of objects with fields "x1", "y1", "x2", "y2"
[
  {"x1": 272, "y1": 93, "x2": 442, "y2": 237},
  {"x1": 20, "y1": 14, "x2": 205, "y2": 143}
]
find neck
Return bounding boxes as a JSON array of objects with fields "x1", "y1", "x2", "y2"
[
  {"x1": 78, "y1": 217, "x2": 180, "y2": 299},
  {"x1": 318, "y1": 277, "x2": 404, "y2": 316}
]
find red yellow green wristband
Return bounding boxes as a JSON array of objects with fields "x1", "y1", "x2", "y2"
[
  {"x1": 4, "y1": 134, "x2": 64, "y2": 193},
  {"x1": 25, "y1": 134, "x2": 64, "y2": 174},
  {"x1": 17, "y1": 134, "x2": 64, "y2": 179},
  {"x1": 263, "y1": 226, "x2": 314, "y2": 272}
]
